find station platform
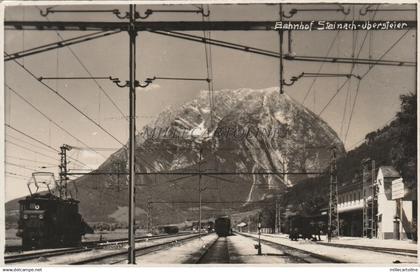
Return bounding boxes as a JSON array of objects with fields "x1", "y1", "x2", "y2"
[
  {"x1": 244, "y1": 232, "x2": 417, "y2": 263},
  {"x1": 259, "y1": 233, "x2": 417, "y2": 252}
]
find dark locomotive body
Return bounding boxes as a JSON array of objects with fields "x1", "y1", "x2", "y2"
[
  {"x1": 287, "y1": 215, "x2": 327, "y2": 241},
  {"x1": 215, "y1": 217, "x2": 232, "y2": 237},
  {"x1": 158, "y1": 225, "x2": 179, "y2": 234},
  {"x1": 17, "y1": 193, "x2": 91, "y2": 250}
]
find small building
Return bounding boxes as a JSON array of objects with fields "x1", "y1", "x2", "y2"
[
  {"x1": 338, "y1": 165, "x2": 416, "y2": 240},
  {"x1": 377, "y1": 166, "x2": 415, "y2": 240}
]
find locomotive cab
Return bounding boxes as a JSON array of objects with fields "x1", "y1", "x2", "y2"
[{"x1": 18, "y1": 193, "x2": 88, "y2": 250}]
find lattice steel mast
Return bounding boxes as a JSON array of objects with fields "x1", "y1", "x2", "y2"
[{"x1": 328, "y1": 147, "x2": 339, "y2": 241}]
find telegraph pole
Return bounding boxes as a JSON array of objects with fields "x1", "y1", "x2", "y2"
[{"x1": 128, "y1": 4, "x2": 137, "y2": 264}]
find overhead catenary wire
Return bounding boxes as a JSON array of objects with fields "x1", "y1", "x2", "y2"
[
  {"x1": 34, "y1": 6, "x2": 129, "y2": 126},
  {"x1": 301, "y1": 13, "x2": 349, "y2": 105},
  {"x1": 6, "y1": 123, "x2": 59, "y2": 153},
  {"x1": 6, "y1": 175, "x2": 30, "y2": 181},
  {"x1": 70, "y1": 146, "x2": 120, "y2": 151},
  {"x1": 7, "y1": 155, "x2": 56, "y2": 166},
  {"x1": 6, "y1": 161, "x2": 39, "y2": 172},
  {"x1": 342, "y1": 27, "x2": 412, "y2": 144},
  {"x1": 6, "y1": 171, "x2": 32, "y2": 179},
  {"x1": 345, "y1": 115, "x2": 397, "y2": 150},
  {"x1": 5, "y1": 134, "x2": 56, "y2": 154},
  {"x1": 350, "y1": 5, "x2": 380, "y2": 75},
  {"x1": 5, "y1": 123, "x2": 90, "y2": 169},
  {"x1": 6, "y1": 53, "x2": 126, "y2": 147},
  {"x1": 359, "y1": 28, "x2": 412, "y2": 80},
  {"x1": 339, "y1": 77, "x2": 352, "y2": 138},
  {"x1": 344, "y1": 79, "x2": 362, "y2": 144},
  {"x1": 34, "y1": 7, "x2": 155, "y2": 174},
  {"x1": 65, "y1": 170, "x2": 325, "y2": 176},
  {"x1": 6, "y1": 139, "x2": 59, "y2": 162},
  {"x1": 4, "y1": 5, "x2": 414, "y2": 191},
  {"x1": 5, "y1": 31, "x2": 122, "y2": 61},
  {"x1": 340, "y1": 7, "x2": 378, "y2": 140},
  {"x1": 318, "y1": 27, "x2": 412, "y2": 116},
  {"x1": 6, "y1": 84, "x2": 106, "y2": 159}
]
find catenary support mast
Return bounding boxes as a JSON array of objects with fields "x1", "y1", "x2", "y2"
[
  {"x1": 5, "y1": 4, "x2": 415, "y2": 263},
  {"x1": 128, "y1": 4, "x2": 137, "y2": 264},
  {"x1": 328, "y1": 147, "x2": 339, "y2": 241}
]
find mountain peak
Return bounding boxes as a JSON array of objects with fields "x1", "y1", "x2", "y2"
[{"x1": 57, "y1": 86, "x2": 346, "y2": 224}]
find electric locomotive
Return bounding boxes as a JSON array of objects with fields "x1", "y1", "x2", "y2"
[
  {"x1": 16, "y1": 173, "x2": 93, "y2": 250},
  {"x1": 17, "y1": 192, "x2": 92, "y2": 250}
]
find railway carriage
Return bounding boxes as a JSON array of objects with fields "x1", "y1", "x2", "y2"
[
  {"x1": 215, "y1": 217, "x2": 232, "y2": 237},
  {"x1": 287, "y1": 214, "x2": 327, "y2": 241}
]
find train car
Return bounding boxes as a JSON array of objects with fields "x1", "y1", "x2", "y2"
[
  {"x1": 287, "y1": 215, "x2": 326, "y2": 241},
  {"x1": 158, "y1": 225, "x2": 179, "y2": 234},
  {"x1": 215, "y1": 217, "x2": 231, "y2": 237},
  {"x1": 17, "y1": 193, "x2": 91, "y2": 250}
]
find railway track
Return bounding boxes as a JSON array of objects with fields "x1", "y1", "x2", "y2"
[
  {"x1": 260, "y1": 233, "x2": 417, "y2": 258},
  {"x1": 317, "y1": 241, "x2": 417, "y2": 257},
  {"x1": 5, "y1": 232, "x2": 184, "y2": 253},
  {"x1": 236, "y1": 232, "x2": 346, "y2": 263},
  {"x1": 196, "y1": 237, "x2": 230, "y2": 264},
  {"x1": 71, "y1": 233, "x2": 206, "y2": 264},
  {"x1": 4, "y1": 232, "x2": 193, "y2": 264}
]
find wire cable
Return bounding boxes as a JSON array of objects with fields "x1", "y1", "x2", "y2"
[
  {"x1": 318, "y1": 27, "x2": 412, "y2": 116},
  {"x1": 301, "y1": 13, "x2": 348, "y2": 105},
  {"x1": 6, "y1": 123, "x2": 59, "y2": 153},
  {"x1": 342, "y1": 27, "x2": 412, "y2": 144},
  {"x1": 6, "y1": 54, "x2": 126, "y2": 146},
  {"x1": 34, "y1": 6, "x2": 128, "y2": 124},
  {"x1": 339, "y1": 77, "x2": 352, "y2": 138},
  {"x1": 6, "y1": 123, "x2": 90, "y2": 168},
  {"x1": 6, "y1": 171, "x2": 32, "y2": 179},
  {"x1": 6, "y1": 139, "x2": 59, "y2": 162},
  {"x1": 343, "y1": 79, "x2": 362, "y2": 144},
  {"x1": 7, "y1": 156, "x2": 55, "y2": 166},
  {"x1": 342, "y1": 7, "x2": 379, "y2": 140},
  {"x1": 6, "y1": 161, "x2": 39, "y2": 172},
  {"x1": 359, "y1": 28, "x2": 412, "y2": 80},
  {"x1": 6, "y1": 134, "x2": 55, "y2": 154},
  {"x1": 6, "y1": 84, "x2": 106, "y2": 159}
]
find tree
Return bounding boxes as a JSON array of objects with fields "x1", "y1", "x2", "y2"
[{"x1": 391, "y1": 92, "x2": 417, "y2": 183}]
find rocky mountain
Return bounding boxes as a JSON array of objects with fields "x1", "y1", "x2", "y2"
[{"x1": 6, "y1": 87, "x2": 345, "y2": 226}]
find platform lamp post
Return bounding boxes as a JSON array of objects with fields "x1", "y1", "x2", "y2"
[{"x1": 255, "y1": 212, "x2": 262, "y2": 255}]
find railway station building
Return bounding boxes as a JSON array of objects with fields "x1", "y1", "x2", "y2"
[{"x1": 338, "y1": 166, "x2": 416, "y2": 240}]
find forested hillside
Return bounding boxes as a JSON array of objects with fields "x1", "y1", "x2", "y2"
[{"x1": 282, "y1": 92, "x2": 417, "y2": 217}]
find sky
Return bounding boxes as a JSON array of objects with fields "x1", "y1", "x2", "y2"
[{"x1": 3, "y1": 3, "x2": 417, "y2": 201}]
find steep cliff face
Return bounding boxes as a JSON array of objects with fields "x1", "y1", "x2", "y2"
[{"x1": 6, "y1": 87, "x2": 345, "y2": 225}]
